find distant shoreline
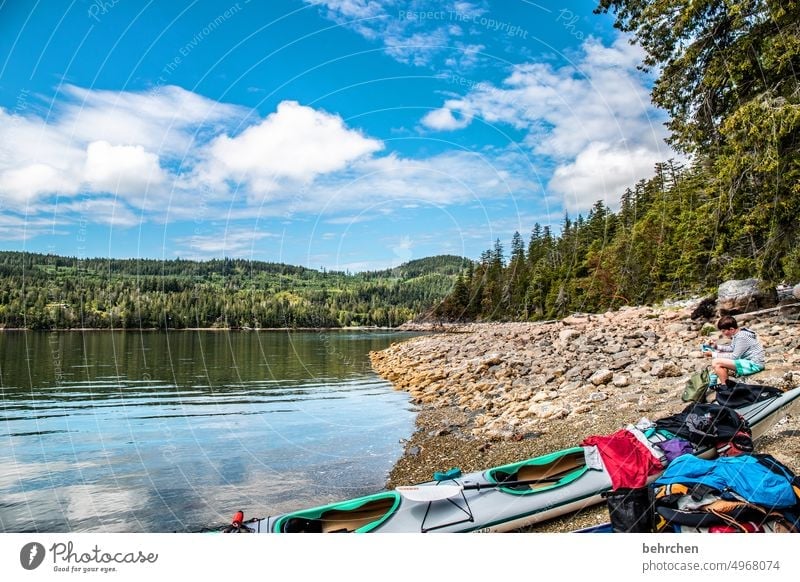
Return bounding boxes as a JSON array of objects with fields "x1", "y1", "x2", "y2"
[{"x1": 0, "y1": 326, "x2": 417, "y2": 332}]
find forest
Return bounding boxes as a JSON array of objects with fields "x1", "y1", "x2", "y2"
[
  {"x1": 0, "y1": 252, "x2": 467, "y2": 329},
  {"x1": 434, "y1": 0, "x2": 799, "y2": 322}
]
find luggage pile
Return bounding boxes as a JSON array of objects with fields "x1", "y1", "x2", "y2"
[{"x1": 600, "y1": 380, "x2": 800, "y2": 533}]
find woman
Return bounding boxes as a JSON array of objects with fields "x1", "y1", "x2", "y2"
[{"x1": 704, "y1": 315, "x2": 765, "y2": 385}]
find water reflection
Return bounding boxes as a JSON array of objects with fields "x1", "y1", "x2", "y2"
[{"x1": 0, "y1": 330, "x2": 418, "y2": 532}]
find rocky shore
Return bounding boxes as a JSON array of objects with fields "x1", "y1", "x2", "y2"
[{"x1": 369, "y1": 303, "x2": 800, "y2": 532}]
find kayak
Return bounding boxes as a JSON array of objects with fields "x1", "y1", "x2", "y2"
[{"x1": 224, "y1": 385, "x2": 800, "y2": 533}]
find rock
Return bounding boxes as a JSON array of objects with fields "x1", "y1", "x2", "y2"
[
  {"x1": 558, "y1": 329, "x2": 581, "y2": 343},
  {"x1": 370, "y1": 302, "x2": 794, "y2": 445},
  {"x1": 589, "y1": 369, "x2": 614, "y2": 385},
  {"x1": 649, "y1": 361, "x2": 682, "y2": 378},
  {"x1": 610, "y1": 357, "x2": 633, "y2": 370},
  {"x1": 612, "y1": 374, "x2": 630, "y2": 387},
  {"x1": 559, "y1": 380, "x2": 582, "y2": 393},
  {"x1": 717, "y1": 278, "x2": 777, "y2": 315},
  {"x1": 794, "y1": 284, "x2": 800, "y2": 301},
  {"x1": 665, "y1": 323, "x2": 686, "y2": 334}
]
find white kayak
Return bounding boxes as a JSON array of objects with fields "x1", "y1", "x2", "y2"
[{"x1": 224, "y1": 385, "x2": 800, "y2": 533}]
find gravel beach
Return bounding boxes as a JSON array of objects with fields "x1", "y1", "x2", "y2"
[{"x1": 370, "y1": 304, "x2": 800, "y2": 532}]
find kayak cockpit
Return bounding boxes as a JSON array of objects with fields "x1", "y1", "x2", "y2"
[
  {"x1": 486, "y1": 447, "x2": 589, "y2": 494},
  {"x1": 273, "y1": 491, "x2": 401, "y2": 533}
]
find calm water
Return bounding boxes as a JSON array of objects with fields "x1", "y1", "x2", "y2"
[{"x1": 0, "y1": 330, "x2": 419, "y2": 532}]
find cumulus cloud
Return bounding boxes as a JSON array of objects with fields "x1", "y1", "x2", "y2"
[
  {"x1": 0, "y1": 85, "x2": 249, "y2": 208},
  {"x1": 2, "y1": 163, "x2": 75, "y2": 203},
  {"x1": 0, "y1": 84, "x2": 543, "y2": 255},
  {"x1": 420, "y1": 106, "x2": 472, "y2": 130},
  {"x1": 421, "y1": 35, "x2": 677, "y2": 211},
  {"x1": 203, "y1": 101, "x2": 383, "y2": 192},
  {"x1": 0, "y1": 108, "x2": 85, "y2": 203},
  {"x1": 549, "y1": 142, "x2": 663, "y2": 212},
  {"x1": 84, "y1": 141, "x2": 167, "y2": 194}
]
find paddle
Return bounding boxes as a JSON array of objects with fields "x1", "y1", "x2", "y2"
[{"x1": 397, "y1": 477, "x2": 561, "y2": 502}]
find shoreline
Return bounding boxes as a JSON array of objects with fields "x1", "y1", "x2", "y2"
[
  {"x1": 372, "y1": 306, "x2": 800, "y2": 532},
  {"x1": 0, "y1": 325, "x2": 415, "y2": 332}
]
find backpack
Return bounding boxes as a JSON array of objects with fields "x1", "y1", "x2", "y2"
[
  {"x1": 651, "y1": 454, "x2": 800, "y2": 533},
  {"x1": 652, "y1": 482, "x2": 798, "y2": 533},
  {"x1": 655, "y1": 403, "x2": 750, "y2": 448},
  {"x1": 713, "y1": 380, "x2": 782, "y2": 408},
  {"x1": 682, "y1": 368, "x2": 710, "y2": 403},
  {"x1": 601, "y1": 486, "x2": 656, "y2": 533}
]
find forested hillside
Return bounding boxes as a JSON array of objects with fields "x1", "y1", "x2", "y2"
[
  {"x1": 0, "y1": 252, "x2": 469, "y2": 329},
  {"x1": 434, "y1": 0, "x2": 799, "y2": 322}
]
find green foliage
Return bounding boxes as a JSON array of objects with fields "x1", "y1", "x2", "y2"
[
  {"x1": 595, "y1": 0, "x2": 800, "y2": 282},
  {"x1": 0, "y1": 252, "x2": 468, "y2": 330},
  {"x1": 431, "y1": 1, "x2": 798, "y2": 323},
  {"x1": 700, "y1": 324, "x2": 717, "y2": 337},
  {"x1": 436, "y1": 155, "x2": 795, "y2": 322}
]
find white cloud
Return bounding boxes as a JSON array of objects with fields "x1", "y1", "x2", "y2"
[
  {"x1": 0, "y1": 86, "x2": 249, "y2": 208},
  {"x1": 305, "y1": 0, "x2": 490, "y2": 68},
  {"x1": 204, "y1": 101, "x2": 383, "y2": 192},
  {"x1": 174, "y1": 229, "x2": 279, "y2": 259},
  {"x1": 60, "y1": 85, "x2": 251, "y2": 157},
  {"x1": 0, "y1": 213, "x2": 62, "y2": 240},
  {"x1": 84, "y1": 141, "x2": 167, "y2": 194},
  {"x1": 281, "y1": 149, "x2": 540, "y2": 217},
  {"x1": 59, "y1": 197, "x2": 142, "y2": 227},
  {"x1": 0, "y1": 85, "x2": 543, "y2": 253},
  {"x1": 306, "y1": 0, "x2": 385, "y2": 21},
  {"x1": 384, "y1": 28, "x2": 451, "y2": 67},
  {"x1": 549, "y1": 142, "x2": 662, "y2": 212},
  {"x1": 0, "y1": 108, "x2": 85, "y2": 203},
  {"x1": 421, "y1": 34, "x2": 677, "y2": 212},
  {"x1": 421, "y1": 105, "x2": 472, "y2": 130},
  {"x1": 1, "y1": 163, "x2": 76, "y2": 202}
]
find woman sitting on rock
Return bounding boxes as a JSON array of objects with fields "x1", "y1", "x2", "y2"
[{"x1": 704, "y1": 315, "x2": 765, "y2": 385}]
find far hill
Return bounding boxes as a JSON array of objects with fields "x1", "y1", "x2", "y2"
[
  {"x1": 0, "y1": 251, "x2": 472, "y2": 330},
  {"x1": 361, "y1": 255, "x2": 474, "y2": 279}
]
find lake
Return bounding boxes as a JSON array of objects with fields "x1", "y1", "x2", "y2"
[{"x1": 0, "y1": 330, "x2": 419, "y2": 532}]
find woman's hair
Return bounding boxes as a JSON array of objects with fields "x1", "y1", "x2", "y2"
[{"x1": 717, "y1": 315, "x2": 738, "y2": 330}]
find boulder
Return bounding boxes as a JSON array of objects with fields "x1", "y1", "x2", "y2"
[{"x1": 717, "y1": 278, "x2": 777, "y2": 315}]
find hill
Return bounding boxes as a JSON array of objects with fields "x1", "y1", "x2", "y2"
[{"x1": 0, "y1": 251, "x2": 471, "y2": 330}]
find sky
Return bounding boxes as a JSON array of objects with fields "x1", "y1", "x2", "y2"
[{"x1": 0, "y1": 0, "x2": 676, "y2": 272}]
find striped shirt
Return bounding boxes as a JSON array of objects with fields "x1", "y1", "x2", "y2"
[{"x1": 716, "y1": 328, "x2": 765, "y2": 367}]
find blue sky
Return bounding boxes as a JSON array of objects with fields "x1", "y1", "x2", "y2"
[{"x1": 0, "y1": 0, "x2": 675, "y2": 272}]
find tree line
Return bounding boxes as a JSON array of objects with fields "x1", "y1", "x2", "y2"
[
  {"x1": 434, "y1": 0, "x2": 799, "y2": 322},
  {"x1": 0, "y1": 252, "x2": 467, "y2": 330}
]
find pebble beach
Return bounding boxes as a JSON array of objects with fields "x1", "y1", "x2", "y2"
[{"x1": 369, "y1": 304, "x2": 800, "y2": 532}]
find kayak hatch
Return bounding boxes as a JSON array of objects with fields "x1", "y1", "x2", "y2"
[
  {"x1": 271, "y1": 491, "x2": 401, "y2": 533},
  {"x1": 486, "y1": 447, "x2": 589, "y2": 495}
]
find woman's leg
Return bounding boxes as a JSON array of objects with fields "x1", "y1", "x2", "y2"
[{"x1": 711, "y1": 358, "x2": 737, "y2": 383}]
